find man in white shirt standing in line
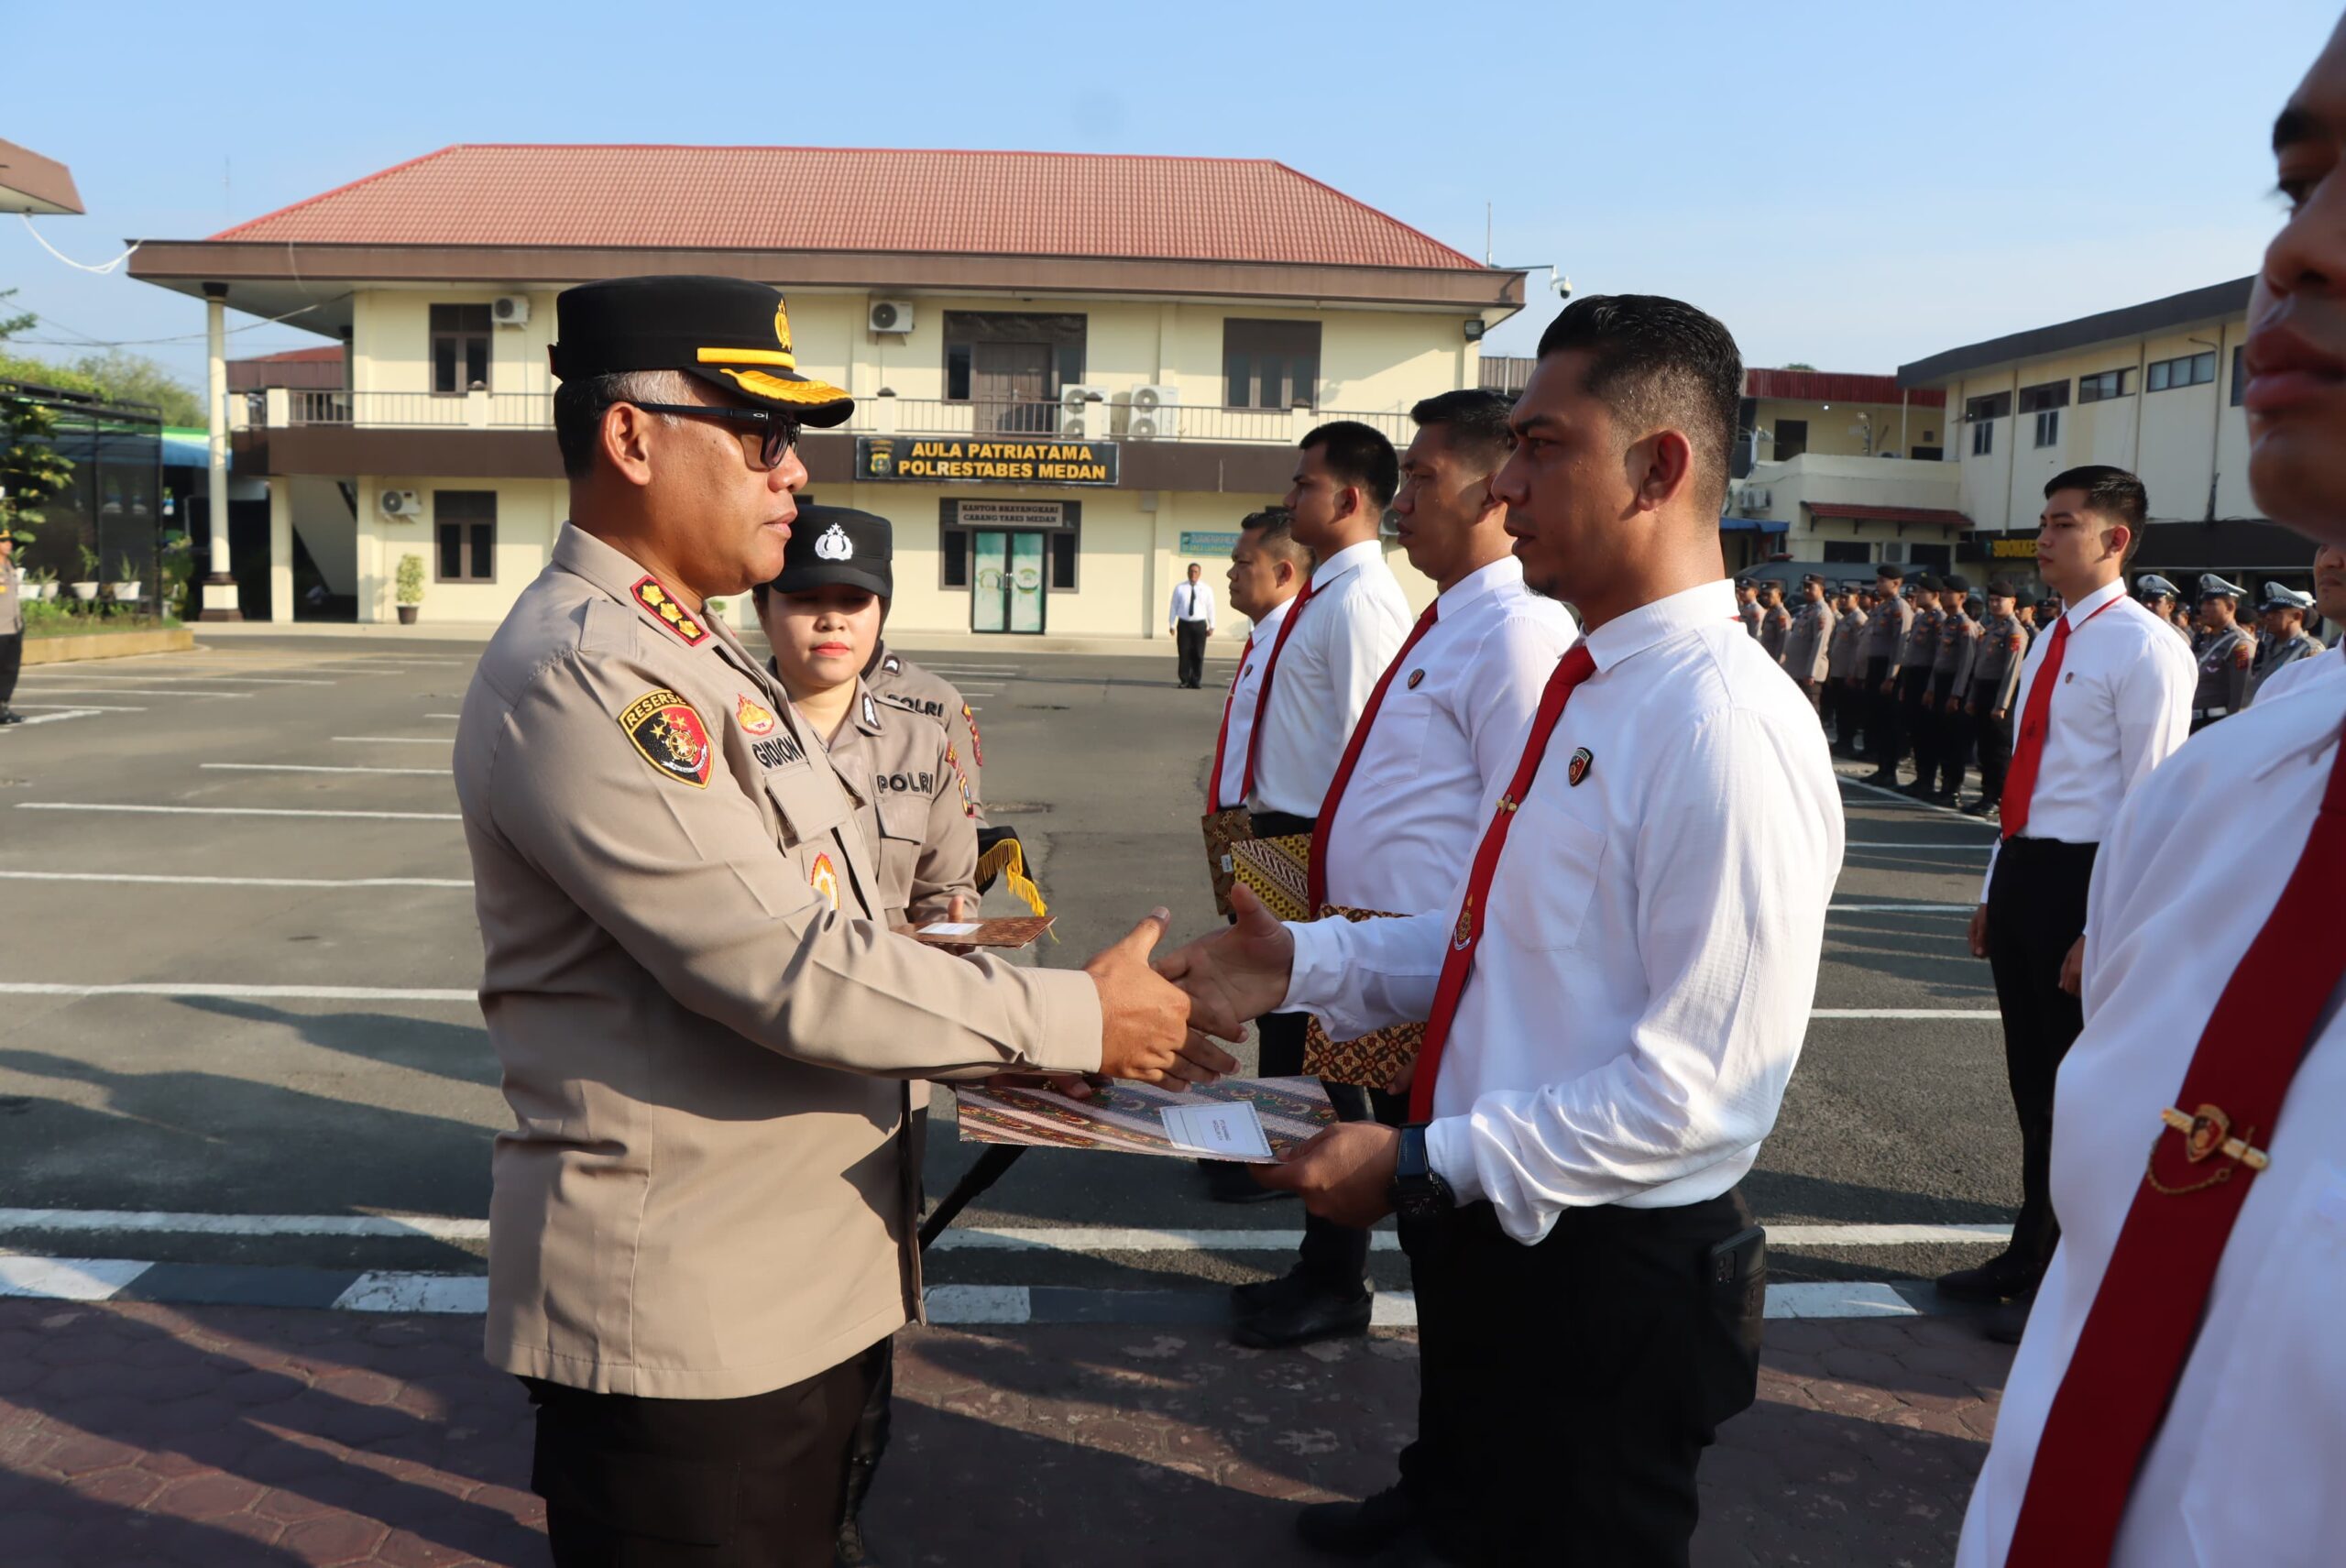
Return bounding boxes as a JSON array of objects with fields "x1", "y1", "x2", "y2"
[
  {"x1": 1168, "y1": 559, "x2": 1217, "y2": 689},
  {"x1": 1167, "y1": 294, "x2": 1842, "y2": 1565},
  {"x1": 1942, "y1": 466, "x2": 2194, "y2": 1336},
  {"x1": 1233, "y1": 390, "x2": 1578, "y2": 1362},
  {"x1": 1957, "y1": 33, "x2": 2346, "y2": 1565},
  {"x1": 1222, "y1": 421, "x2": 1413, "y2": 1346}
]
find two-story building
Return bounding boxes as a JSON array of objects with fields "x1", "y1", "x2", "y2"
[
  {"x1": 1897, "y1": 278, "x2": 2295, "y2": 591},
  {"x1": 126, "y1": 144, "x2": 1524, "y2": 637},
  {"x1": 1725, "y1": 368, "x2": 1963, "y2": 572}
]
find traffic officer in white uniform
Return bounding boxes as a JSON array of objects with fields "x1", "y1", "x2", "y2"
[
  {"x1": 2247, "y1": 580, "x2": 2324, "y2": 703},
  {"x1": 1946, "y1": 466, "x2": 2194, "y2": 1333},
  {"x1": 1957, "y1": 36, "x2": 2346, "y2": 1561},
  {"x1": 2132, "y1": 572, "x2": 2192, "y2": 642},
  {"x1": 454, "y1": 275, "x2": 1230, "y2": 1567},
  {"x1": 2189, "y1": 573, "x2": 2256, "y2": 729},
  {"x1": 1168, "y1": 295, "x2": 1842, "y2": 1566},
  {"x1": 1239, "y1": 389, "x2": 1578, "y2": 1372}
]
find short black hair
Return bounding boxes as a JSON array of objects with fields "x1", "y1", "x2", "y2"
[
  {"x1": 1301, "y1": 421, "x2": 1399, "y2": 510},
  {"x1": 553, "y1": 368, "x2": 687, "y2": 480},
  {"x1": 1237, "y1": 505, "x2": 1310, "y2": 568},
  {"x1": 1534, "y1": 293, "x2": 1743, "y2": 513},
  {"x1": 1409, "y1": 389, "x2": 1514, "y2": 471},
  {"x1": 2045, "y1": 465, "x2": 2148, "y2": 560}
]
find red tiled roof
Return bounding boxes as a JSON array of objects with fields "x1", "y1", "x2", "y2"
[
  {"x1": 243, "y1": 346, "x2": 344, "y2": 364},
  {"x1": 1746, "y1": 368, "x2": 1945, "y2": 408},
  {"x1": 208, "y1": 145, "x2": 1485, "y2": 271},
  {"x1": 1804, "y1": 502, "x2": 1970, "y2": 528}
]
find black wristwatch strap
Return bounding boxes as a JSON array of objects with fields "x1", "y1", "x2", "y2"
[{"x1": 1390, "y1": 1124, "x2": 1454, "y2": 1219}]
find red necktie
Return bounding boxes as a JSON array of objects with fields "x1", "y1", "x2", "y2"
[
  {"x1": 1206, "y1": 632, "x2": 1255, "y2": 814},
  {"x1": 2003, "y1": 719, "x2": 2346, "y2": 1566},
  {"x1": 2000, "y1": 595, "x2": 2121, "y2": 840},
  {"x1": 1409, "y1": 643, "x2": 1599, "y2": 1122},
  {"x1": 1307, "y1": 602, "x2": 1441, "y2": 911},
  {"x1": 1234, "y1": 582, "x2": 1315, "y2": 810}
]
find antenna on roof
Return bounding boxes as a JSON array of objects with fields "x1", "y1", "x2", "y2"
[{"x1": 1485, "y1": 202, "x2": 1493, "y2": 267}]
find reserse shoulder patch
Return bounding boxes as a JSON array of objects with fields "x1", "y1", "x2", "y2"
[
  {"x1": 631, "y1": 576, "x2": 709, "y2": 646},
  {"x1": 619, "y1": 688, "x2": 713, "y2": 787}
]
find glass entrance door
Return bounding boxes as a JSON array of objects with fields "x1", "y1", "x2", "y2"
[{"x1": 970, "y1": 529, "x2": 1047, "y2": 634}]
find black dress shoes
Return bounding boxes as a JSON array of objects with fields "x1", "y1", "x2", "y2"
[
  {"x1": 1935, "y1": 1253, "x2": 2038, "y2": 1305},
  {"x1": 1232, "y1": 1270, "x2": 1371, "y2": 1349},
  {"x1": 1298, "y1": 1483, "x2": 1418, "y2": 1558}
]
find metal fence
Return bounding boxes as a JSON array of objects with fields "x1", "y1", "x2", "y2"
[{"x1": 283, "y1": 390, "x2": 554, "y2": 428}]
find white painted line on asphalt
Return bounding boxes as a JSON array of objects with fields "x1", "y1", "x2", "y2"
[
  {"x1": 1811, "y1": 1008, "x2": 2000, "y2": 1020},
  {"x1": 1845, "y1": 842, "x2": 1992, "y2": 851},
  {"x1": 0, "y1": 709, "x2": 103, "y2": 727},
  {"x1": 423, "y1": 713, "x2": 462, "y2": 719},
  {"x1": 333, "y1": 736, "x2": 452, "y2": 745},
  {"x1": 1768, "y1": 1223, "x2": 2011, "y2": 1247},
  {"x1": 1829, "y1": 903, "x2": 1974, "y2": 914},
  {"x1": 0, "y1": 1209, "x2": 488, "y2": 1240},
  {"x1": 10, "y1": 685, "x2": 249, "y2": 698},
  {"x1": 334, "y1": 1273, "x2": 489, "y2": 1314},
  {"x1": 0, "y1": 872, "x2": 472, "y2": 890},
  {"x1": 55, "y1": 674, "x2": 335, "y2": 687},
  {"x1": 16, "y1": 803, "x2": 459, "y2": 821},
  {"x1": 1837, "y1": 773, "x2": 1984, "y2": 822},
  {"x1": 7, "y1": 702, "x2": 147, "y2": 712},
  {"x1": 0, "y1": 1255, "x2": 152, "y2": 1301},
  {"x1": 923, "y1": 1284, "x2": 1033, "y2": 1324},
  {"x1": 1372, "y1": 1292, "x2": 1418, "y2": 1328},
  {"x1": 202, "y1": 762, "x2": 453, "y2": 777},
  {"x1": 0, "y1": 982, "x2": 474, "y2": 1002},
  {"x1": 1766, "y1": 1281, "x2": 1925, "y2": 1320}
]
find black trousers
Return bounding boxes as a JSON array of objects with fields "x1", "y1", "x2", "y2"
[
  {"x1": 1865, "y1": 658, "x2": 1901, "y2": 771},
  {"x1": 524, "y1": 1348, "x2": 877, "y2": 1568},
  {"x1": 1899, "y1": 666, "x2": 1935, "y2": 781},
  {"x1": 1929, "y1": 673, "x2": 1969, "y2": 795},
  {"x1": 1971, "y1": 691, "x2": 2012, "y2": 806},
  {"x1": 1398, "y1": 1193, "x2": 1765, "y2": 1566},
  {"x1": 1175, "y1": 620, "x2": 1208, "y2": 687},
  {"x1": 1984, "y1": 838, "x2": 2098, "y2": 1278},
  {"x1": 1833, "y1": 674, "x2": 1866, "y2": 751},
  {"x1": 0, "y1": 630, "x2": 19, "y2": 709}
]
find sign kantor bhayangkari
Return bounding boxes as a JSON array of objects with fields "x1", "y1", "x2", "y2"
[{"x1": 859, "y1": 435, "x2": 1118, "y2": 486}]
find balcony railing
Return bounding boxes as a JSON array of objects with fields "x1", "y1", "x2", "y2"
[{"x1": 245, "y1": 388, "x2": 1420, "y2": 447}]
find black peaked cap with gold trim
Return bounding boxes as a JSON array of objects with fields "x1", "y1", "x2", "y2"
[{"x1": 549, "y1": 275, "x2": 854, "y2": 428}]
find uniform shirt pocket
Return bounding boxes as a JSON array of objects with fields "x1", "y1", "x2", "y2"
[
  {"x1": 762, "y1": 767, "x2": 853, "y2": 850},
  {"x1": 2176, "y1": 1162, "x2": 2346, "y2": 1563},
  {"x1": 1489, "y1": 795, "x2": 1606, "y2": 953}
]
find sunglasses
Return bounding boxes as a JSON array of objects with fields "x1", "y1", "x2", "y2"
[{"x1": 628, "y1": 401, "x2": 803, "y2": 471}]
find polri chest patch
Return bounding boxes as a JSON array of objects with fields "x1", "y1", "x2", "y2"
[{"x1": 619, "y1": 689, "x2": 713, "y2": 788}]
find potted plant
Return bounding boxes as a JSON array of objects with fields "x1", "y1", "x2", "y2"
[
  {"x1": 70, "y1": 543, "x2": 101, "y2": 602},
  {"x1": 394, "y1": 553, "x2": 426, "y2": 625},
  {"x1": 30, "y1": 566, "x2": 57, "y2": 601},
  {"x1": 110, "y1": 551, "x2": 141, "y2": 605}
]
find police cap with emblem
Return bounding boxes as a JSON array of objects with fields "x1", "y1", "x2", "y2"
[
  {"x1": 1910, "y1": 572, "x2": 1939, "y2": 593},
  {"x1": 1988, "y1": 576, "x2": 2021, "y2": 600},
  {"x1": 1940, "y1": 572, "x2": 1970, "y2": 595},
  {"x1": 772, "y1": 504, "x2": 893, "y2": 599},
  {"x1": 2261, "y1": 581, "x2": 2316, "y2": 612},
  {"x1": 548, "y1": 276, "x2": 854, "y2": 428},
  {"x1": 2135, "y1": 573, "x2": 2181, "y2": 603},
  {"x1": 2197, "y1": 573, "x2": 2247, "y2": 601}
]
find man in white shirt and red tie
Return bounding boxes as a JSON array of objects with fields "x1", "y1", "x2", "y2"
[
  {"x1": 1167, "y1": 295, "x2": 1842, "y2": 1564},
  {"x1": 1168, "y1": 560, "x2": 1217, "y2": 688},
  {"x1": 1221, "y1": 421, "x2": 1413, "y2": 1345},
  {"x1": 1233, "y1": 390, "x2": 1578, "y2": 1358},
  {"x1": 1945, "y1": 466, "x2": 2195, "y2": 1338},
  {"x1": 1957, "y1": 30, "x2": 2346, "y2": 1564}
]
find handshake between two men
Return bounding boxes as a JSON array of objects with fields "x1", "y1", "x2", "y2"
[{"x1": 1075, "y1": 886, "x2": 1405, "y2": 1230}]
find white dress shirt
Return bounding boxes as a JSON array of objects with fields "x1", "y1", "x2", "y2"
[
  {"x1": 1246, "y1": 539, "x2": 1413, "y2": 818},
  {"x1": 1211, "y1": 596, "x2": 1293, "y2": 811},
  {"x1": 1169, "y1": 579, "x2": 1216, "y2": 631},
  {"x1": 1318, "y1": 556, "x2": 1579, "y2": 913},
  {"x1": 1982, "y1": 577, "x2": 2195, "y2": 896},
  {"x1": 2250, "y1": 641, "x2": 2343, "y2": 707},
  {"x1": 1281, "y1": 579, "x2": 1844, "y2": 1242},
  {"x1": 1956, "y1": 669, "x2": 2346, "y2": 1568}
]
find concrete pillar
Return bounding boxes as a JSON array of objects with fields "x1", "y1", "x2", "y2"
[
  {"x1": 268, "y1": 479, "x2": 293, "y2": 625},
  {"x1": 199, "y1": 283, "x2": 242, "y2": 620}
]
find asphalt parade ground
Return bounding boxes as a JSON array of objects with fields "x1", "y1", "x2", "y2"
[{"x1": 0, "y1": 634, "x2": 2015, "y2": 1565}]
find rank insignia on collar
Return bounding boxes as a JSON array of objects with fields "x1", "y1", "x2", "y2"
[
  {"x1": 809, "y1": 852, "x2": 840, "y2": 912},
  {"x1": 882, "y1": 654, "x2": 902, "y2": 674},
  {"x1": 1568, "y1": 747, "x2": 1593, "y2": 787},
  {"x1": 736, "y1": 694, "x2": 777, "y2": 736},
  {"x1": 619, "y1": 688, "x2": 713, "y2": 788},
  {"x1": 1453, "y1": 897, "x2": 1474, "y2": 949},
  {"x1": 1407, "y1": 669, "x2": 1425, "y2": 689},
  {"x1": 961, "y1": 702, "x2": 982, "y2": 766},
  {"x1": 630, "y1": 576, "x2": 708, "y2": 646},
  {"x1": 862, "y1": 693, "x2": 880, "y2": 729}
]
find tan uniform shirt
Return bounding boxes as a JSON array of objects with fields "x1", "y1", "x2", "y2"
[
  {"x1": 868, "y1": 645, "x2": 984, "y2": 825},
  {"x1": 2, "y1": 562, "x2": 21, "y2": 636},
  {"x1": 824, "y1": 684, "x2": 978, "y2": 927},
  {"x1": 455, "y1": 524, "x2": 1100, "y2": 1399}
]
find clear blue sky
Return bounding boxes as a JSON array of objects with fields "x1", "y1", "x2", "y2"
[{"x1": 3, "y1": 0, "x2": 2332, "y2": 398}]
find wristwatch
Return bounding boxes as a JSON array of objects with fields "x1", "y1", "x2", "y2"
[{"x1": 1389, "y1": 1124, "x2": 1455, "y2": 1224}]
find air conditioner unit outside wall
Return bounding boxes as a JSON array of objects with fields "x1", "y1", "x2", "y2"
[
  {"x1": 868, "y1": 300, "x2": 915, "y2": 334},
  {"x1": 1127, "y1": 384, "x2": 1180, "y2": 441},
  {"x1": 379, "y1": 489, "x2": 422, "y2": 521},
  {"x1": 492, "y1": 295, "x2": 530, "y2": 326}
]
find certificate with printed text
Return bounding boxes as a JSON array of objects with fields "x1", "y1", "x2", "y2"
[{"x1": 952, "y1": 1075, "x2": 1335, "y2": 1165}]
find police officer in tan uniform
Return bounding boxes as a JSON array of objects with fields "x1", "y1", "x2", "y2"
[
  {"x1": 0, "y1": 528, "x2": 24, "y2": 725},
  {"x1": 1781, "y1": 572, "x2": 1833, "y2": 708},
  {"x1": 454, "y1": 275, "x2": 1230, "y2": 1568}
]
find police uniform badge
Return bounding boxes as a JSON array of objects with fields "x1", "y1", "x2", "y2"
[
  {"x1": 630, "y1": 576, "x2": 708, "y2": 646},
  {"x1": 1453, "y1": 896, "x2": 1476, "y2": 949},
  {"x1": 815, "y1": 523, "x2": 854, "y2": 561},
  {"x1": 620, "y1": 689, "x2": 713, "y2": 788},
  {"x1": 735, "y1": 694, "x2": 778, "y2": 736},
  {"x1": 961, "y1": 702, "x2": 982, "y2": 767},
  {"x1": 1406, "y1": 669, "x2": 1425, "y2": 690},
  {"x1": 1568, "y1": 747, "x2": 1593, "y2": 786},
  {"x1": 808, "y1": 852, "x2": 840, "y2": 912}
]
